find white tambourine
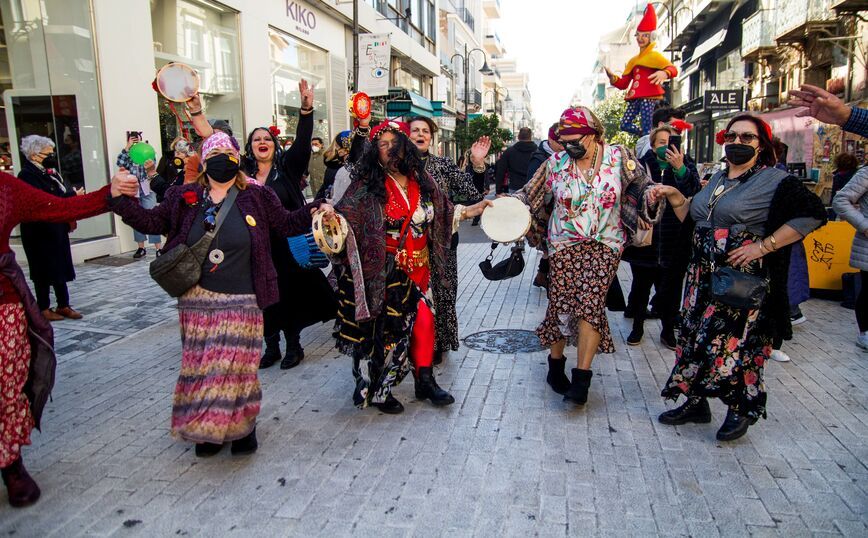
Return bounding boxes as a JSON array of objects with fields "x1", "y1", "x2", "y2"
[
  {"x1": 312, "y1": 211, "x2": 348, "y2": 255},
  {"x1": 155, "y1": 62, "x2": 200, "y2": 102},
  {"x1": 480, "y1": 197, "x2": 531, "y2": 243}
]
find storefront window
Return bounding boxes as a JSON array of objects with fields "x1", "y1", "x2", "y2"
[
  {"x1": 269, "y1": 27, "x2": 330, "y2": 146},
  {"x1": 1, "y1": 0, "x2": 113, "y2": 242},
  {"x1": 151, "y1": 0, "x2": 242, "y2": 151}
]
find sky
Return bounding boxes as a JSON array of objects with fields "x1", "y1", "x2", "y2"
[{"x1": 496, "y1": 0, "x2": 641, "y2": 134}]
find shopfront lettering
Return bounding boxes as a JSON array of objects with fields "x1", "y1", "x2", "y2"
[
  {"x1": 286, "y1": 1, "x2": 317, "y2": 34},
  {"x1": 704, "y1": 90, "x2": 744, "y2": 111}
]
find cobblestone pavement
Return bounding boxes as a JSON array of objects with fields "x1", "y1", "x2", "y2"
[{"x1": 2, "y1": 223, "x2": 867, "y2": 537}]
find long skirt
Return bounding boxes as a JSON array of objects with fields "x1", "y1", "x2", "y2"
[
  {"x1": 432, "y1": 241, "x2": 460, "y2": 352},
  {"x1": 0, "y1": 303, "x2": 33, "y2": 467},
  {"x1": 173, "y1": 286, "x2": 262, "y2": 444},
  {"x1": 661, "y1": 226, "x2": 771, "y2": 421},
  {"x1": 537, "y1": 241, "x2": 621, "y2": 353},
  {"x1": 335, "y1": 262, "x2": 423, "y2": 407}
]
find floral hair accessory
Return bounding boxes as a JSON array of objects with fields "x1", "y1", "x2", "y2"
[
  {"x1": 268, "y1": 125, "x2": 281, "y2": 137},
  {"x1": 182, "y1": 190, "x2": 199, "y2": 206},
  {"x1": 369, "y1": 120, "x2": 410, "y2": 141},
  {"x1": 715, "y1": 129, "x2": 727, "y2": 146},
  {"x1": 669, "y1": 119, "x2": 693, "y2": 133}
]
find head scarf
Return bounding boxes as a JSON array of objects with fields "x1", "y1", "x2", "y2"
[
  {"x1": 201, "y1": 131, "x2": 240, "y2": 158},
  {"x1": 337, "y1": 130, "x2": 352, "y2": 150},
  {"x1": 369, "y1": 120, "x2": 410, "y2": 141},
  {"x1": 558, "y1": 106, "x2": 603, "y2": 137},
  {"x1": 547, "y1": 124, "x2": 559, "y2": 141}
]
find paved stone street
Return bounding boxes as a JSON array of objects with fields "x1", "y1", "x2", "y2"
[{"x1": 2, "y1": 222, "x2": 867, "y2": 537}]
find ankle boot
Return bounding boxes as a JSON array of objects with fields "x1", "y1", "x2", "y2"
[
  {"x1": 231, "y1": 428, "x2": 258, "y2": 455},
  {"x1": 658, "y1": 396, "x2": 711, "y2": 425},
  {"x1": 1, "y1": 457, "x2": 40, "y2": 507},
  {"x1": 194, "y1": 442, "x2": 223, "y2": 458},
  {"x1": 660, "y1": 325, "x2": 677, "y2": 351},
  {"x1": 546, "y1": 355, "x2": 570, "y2": 394},
  {"x1": 627, "y1": 318, "x2": 644, "y2": 346},
  {"x1": 716, "y1": 408, "x2": 754, "y2": 442},
  {"x1": 563, "y1": 368, "x2": 593, "y2": 405},
  {"x1": 260, "y1": 333, "x2": 281, "y2": 369},
  {"x1": 280, "y1": 330, "x2": 304, "y2": 370},
  {"x1": 371, "y1": 394, "x2": 404, "y2": 414},
  {"x1": 433, "y1": 350, "x2": 444, "y2": 366},
  {"x1": 415, "y1": 366, "x2": 455, "y2": 406}
]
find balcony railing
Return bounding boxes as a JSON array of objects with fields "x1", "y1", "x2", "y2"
[
  {"x1": 459, "y1": 7, "x2": 475, "y2": 32},
  {"x1": 775, "y1": 0, "x2": 835, "y2": 39},
  {"x1": 741, "y1": 10, "x2": 776, "y2": 58}
]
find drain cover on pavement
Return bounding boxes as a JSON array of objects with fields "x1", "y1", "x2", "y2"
[
  {"x1": 85, "y1": 255, "x2": 138, "y2": 267},
  {"x1": 463, "y1": 329, "x2": 544, "y2": 354}
]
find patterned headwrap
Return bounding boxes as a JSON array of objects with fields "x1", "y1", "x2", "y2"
[
  {"x1": 548, "y1": 124, "x2": 559, "y2": 141},
  {"x1": 369, "y1": 120, "x2": 410, "y2": 141},
  {"x1": 337, "y1": 130, "x2": 352, "y2": 150},
  {"x1": 558, "y1": 106, "x2": 603, "y2": 137},
  {"x1": 201, "y1": 131, "x2": 240, "y2": 158}
]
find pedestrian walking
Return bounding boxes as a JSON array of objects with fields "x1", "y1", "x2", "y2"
[
  {"x1": 17, "y1": 135, "x2": 86, "y2": 321},
  {"x1": 513, "y1": 106, "x2": 664, "y2": 405},
  {"x1": 330, "y1": 120, "x2": 491, "y2": 413},
  {"x1": 117, "y1": 131, "x2": 162, "y2": 258},
  {"x1": 495, "y1": 127, "x2": 537, "y2": 193},
  {"x1": 652, "y1": 114, "x2": 826, "y2": 441},
  {"x1": 408, "y1": 115, "x2": 487, "y2": 363},
  {"x1": 832, "y1": 166, "x2": 868, "y2": 350},
  {"x1": 109, "y1": 130, "x2": 332, "y2": 457},
  {"x1": 0, "y1": 170, "x2": 138, "y2": 507}
]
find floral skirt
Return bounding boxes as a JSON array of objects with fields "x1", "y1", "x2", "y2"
[
  {"x1": 173, "y1": 286, "x2": 262, "y2": 444},
  {"x1": 0, "y1": 303, "x2": 33, "y2": 468},
  {"x1": 537, "y1": 241, "x2": 621, "y2": 353},
  {"x1": 335, "y1": 261, "x2": 424, "y2": 407},
  {"x1": 661, "y1": 226, "x2": 771, "y2": 420}
]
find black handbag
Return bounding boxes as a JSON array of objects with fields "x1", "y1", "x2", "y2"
[
  {"x1": 711, "y1": 265, "x2": 768, "y2": 310},
  {"x1": 149, "y1": 187, "x2": 238, "y2": 297},
  {"x1": 479, "y1": 242, "x2": 525, "y2": 281}
]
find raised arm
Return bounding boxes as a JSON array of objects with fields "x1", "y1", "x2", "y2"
[
  {"x1": 185, "y1": 94, "x2": 214, "y2": 139},
  {"x1": 279, "y1": 79, "x2": 315, "y2": 180}
]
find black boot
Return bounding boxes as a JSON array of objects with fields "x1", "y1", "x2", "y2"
[
  {"x1": 260, "y1": 333, "x2": 281, "y2": 369},
  {"x1": 415, "y1": 366, "x2": 455, "y2": 406},
  {"x1": 546, "y1": 355, "x2": 570, "y2": 394},
  {"x1": 231, "y1": 428, "x2": 258, "y2": 455},
  {"x1": 433, "y1": 350, "x2": 444, "y2": 366},
  {"x1": 658, "y1": 396, "x2": 711, "y2": 425},
  {"x1": 660, "y1": 325, "x2": 677, "y2": 351},
  {"x1": 716, "y1": 408, "x2": 754, "y2": 442},
  {"x1": 194, "y1": 442, "x2": 223, "y2": 458},
  {"x1": 563, "y1": 368, "x2": 593, "y2": 405},
  {"x1": 627, "y1": 318, "x2": 644, "y2": 346},
  {"x1": 1, "y1": 457, "x2": 40, "y2": 508},
  {"x1": 371, "y1": 394, "x2": 404, "y2": 414},
  {"x1": 280, "y1": 330, "x2": 304, "y2": 370}
]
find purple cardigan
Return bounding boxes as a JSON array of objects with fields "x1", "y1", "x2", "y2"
[{"x1": 110, "y1": 182, "x2": 320, "y2": 309}]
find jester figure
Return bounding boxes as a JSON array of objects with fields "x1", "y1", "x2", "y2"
[{"x1": 605, "y1": 4, "x2": 678, "y2": 136}]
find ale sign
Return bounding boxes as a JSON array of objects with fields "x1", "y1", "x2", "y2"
[{"x1": 704, "y1": 90, "x2": 744, "y2": 111}]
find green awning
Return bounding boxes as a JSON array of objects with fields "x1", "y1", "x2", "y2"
[{"x1": 387, "y1": 91, "x2": 434, "y2": 118}]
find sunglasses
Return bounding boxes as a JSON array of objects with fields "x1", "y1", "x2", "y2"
[{"x1": 722, "y1": 131, "x2": 760, "y2": 144}]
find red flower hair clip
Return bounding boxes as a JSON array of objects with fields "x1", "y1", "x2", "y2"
[
  {"x1": 715, "y1": 129, "x2": 727, "y2": 146},
  {"x1": 182, "y1": 190, "x2": 199, "y2": 206},
  {"x1": 268, "y1": 125, "x2": 281, "y2": 137},
  {"x1": 669, "y1": 119, "x2": 693, "y2": 133}
]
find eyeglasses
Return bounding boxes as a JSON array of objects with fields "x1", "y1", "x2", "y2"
[{"x1": 722, "y1": 131, "x2": 760, "y2": 144}]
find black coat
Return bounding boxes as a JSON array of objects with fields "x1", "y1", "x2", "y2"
[
  {"x1": 495, "y1": 140, "x2": 537, "y2": 193},
  {"x1": 527, "y1": 141, "x2": 555, "y2": 182},
  {"x1": 18, "y1": 161, "x2": 76, "y2": 284},
  {"x1": 621, "y1": 152, "x2": 701, "y2": 268},
  {"x1": 255, "y1": 113, "x2": 337, "y2": 333}
]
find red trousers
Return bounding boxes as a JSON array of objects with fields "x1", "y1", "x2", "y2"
[{"x1": 410, "y1": 299, "x2": 434, "y2": 370}]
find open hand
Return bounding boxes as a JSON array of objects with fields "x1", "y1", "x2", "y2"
[
  {"x1": 649, "y1": 70, "x2": 669, "y2": 85},
  {"x1": 111, "y1": 167, "x2": 139, "y2": 198},
  {"x1": 470, "y1": 136, "x2": 491, "y2": 168},
  {"x1": 665, "y1": 146, "x2": 684, "y2": 171},
  {"x1": 463, "y1": 199, "x2": 494, "y2": 219},
  {"x1": 789, "y1": 84, "x2": 852, "y2": 126},
  {"x1": 727, "y1": 242, "x2": 765, "y2": 268},
  {"x1": 299, "y1": 79, "x2": 314, "y2": 110}
]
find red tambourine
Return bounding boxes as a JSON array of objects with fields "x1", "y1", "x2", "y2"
[{"x1": 348, "y1": 92, "x2": 372, "y2": 121}]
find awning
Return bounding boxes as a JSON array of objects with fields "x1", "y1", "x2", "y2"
[
  {"x1": 691, "y1": 28, "x2": 728, "y2": 62},
  {"x1": 387, "y1": 91, "x2": 434, "y2": 118}
]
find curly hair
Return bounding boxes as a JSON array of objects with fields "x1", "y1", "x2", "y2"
[
  {"x1": 241, "y1": 127, "x2": 282, "y2": 177},
  {"x1": 352, "y1": 131, "x2": 430, "y2": 201}
]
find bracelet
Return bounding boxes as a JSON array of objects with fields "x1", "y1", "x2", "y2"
[
  {"x1": 767, "y1": 235, "x2": 778, "y2": 250},
  {"x1": 472, "y1": 163, "x2": 486, "y2": 174},
  {"x1": 758, "y1": 241, "x2": 768, "y2": 255},
  {"x1": 188, "y1": 108, "x2": 203, "y2": 116}
]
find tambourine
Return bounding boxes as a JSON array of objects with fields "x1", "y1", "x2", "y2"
[
  {"x1": 348, "y1": 92, "x2": 372, "y2": 121},
  {"x1": 154, "y1": 62, "x2": 199, "y2": 103},
  {"x1": 480, "y1": 197, "x2": 531, "y2": 243},
  {"x1": 312, "y1": 211, "x2": 348, "y2": 255}
]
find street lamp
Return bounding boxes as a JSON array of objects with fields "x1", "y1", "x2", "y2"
[
  {"x1": 451, "y1": 43, "x2": 492, "y2": 151},
  {"x1": 484, "y1": 86, "x2": 510, "y2": 117}
]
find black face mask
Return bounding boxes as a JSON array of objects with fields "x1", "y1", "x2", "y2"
[
  {"x1": 205, "y1": 153, "x2": 240, "y2": 183},
  {"x1": 724, "y1": 144, "x2": 758, "y2": 166},
  {"x1": 41, "y1": 154, "x2": 58, "y2": 169},
  {"x1": 563, "y1": 141, "x2": 587, "y2": 160}
]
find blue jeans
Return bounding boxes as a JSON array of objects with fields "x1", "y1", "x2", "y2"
[{"x1": 133, "y1": 191, "x2": 161, "y2": 245}]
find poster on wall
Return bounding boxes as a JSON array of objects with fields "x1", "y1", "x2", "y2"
[{"x1": 358, "y1": 33, "x2": 390, "y2": 97}]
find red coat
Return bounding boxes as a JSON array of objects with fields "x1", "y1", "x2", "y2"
[{"x1": 612, "y1": 65, "x2": 678, "y2": 101}]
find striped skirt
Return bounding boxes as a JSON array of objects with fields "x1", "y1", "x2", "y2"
[{"x1": 173, "y1": 286, "x2": 262, "y2": 444}]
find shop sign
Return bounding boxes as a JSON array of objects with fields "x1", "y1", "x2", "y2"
[
  {"x1": 436, "y1": 116, "x2": 456, "y2": 130},
  {"x1": 704, "y1": 90, "x2": 744, "y2": 111},
  {"x1": 286, "y1": 1, "x2": 317, "y2": 36}
]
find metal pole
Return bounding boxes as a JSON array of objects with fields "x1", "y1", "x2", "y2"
[
  {"x1": 464, "y1": 43, "x2": 470, "y2": 152},
  {"x1": 352, "y1": 0, "x2": 359, "y2": 92}
]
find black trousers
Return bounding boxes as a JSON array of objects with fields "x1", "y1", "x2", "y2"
[
  {"x1": 629, "y1": 262, "x2": 685, "y2": 333},
  {"x1": 34, "y1": 280, "x2": 70, "y2": 310},
  {"x1": 857, "y1": 270, "x2": 868, "y2": 333},
  {"x1": 627, "y1": 264, "x2": 663, "y2": 323}
]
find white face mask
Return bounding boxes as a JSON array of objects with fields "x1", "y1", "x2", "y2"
[{"x1": 312, "y1": 146, "x2": 321, "y2": 154}]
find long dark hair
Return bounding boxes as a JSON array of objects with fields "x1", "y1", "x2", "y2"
[
  {"x1": 725, "y1": 114, "x2": 776, "y2": 167},
  {"x1": 242, "y1": 127, "x2": 282, "y2": 177},
  {"x1": 352, "y1": 130, "x2": 429, "y2": 201}
]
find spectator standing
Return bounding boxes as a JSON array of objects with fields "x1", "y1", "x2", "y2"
[
  {"x1": 634, "y1": 106, "x2": 685, "y2": 158},
  {"x1": 831, "y1": 153, "x2": 860, "y2": 206},
  {"x1": 495, "y1": 127, "x2": 537, "y2": 193},
  {"x1": 832, "y1": 167, "x2": 868, "y2": 350},
  {"x1": 306, "y1": 136, "x2": 326, "y2": 197},
  {"x1": 117, "y1": 131, "x2": 162, "y2": 258}
]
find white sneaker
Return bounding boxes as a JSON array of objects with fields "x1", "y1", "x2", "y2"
[
  {"x1": 857, "y1": 333, "x2": 868, "y2": 351},
  {"x1": 790, "y1": 314, "x2": 807, "y2": 326},
  {"x1": 770, "y1": 350, "x2": 791, "y2": 363}
]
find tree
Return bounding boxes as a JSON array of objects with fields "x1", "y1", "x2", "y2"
[
  {"x1": 455, "y1": 114, "x2": 513, "y2": 156},
  {"x1": 592, "y1": 94, "x2": 639, "y2": 148}
]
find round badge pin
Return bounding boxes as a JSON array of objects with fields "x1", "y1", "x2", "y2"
[
  {"x1": 246, "y1": 215, "x2": 256, "y2": 227},
  {"x1": 208, "y1": 249, "x2": 225, "y2": 265}
]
